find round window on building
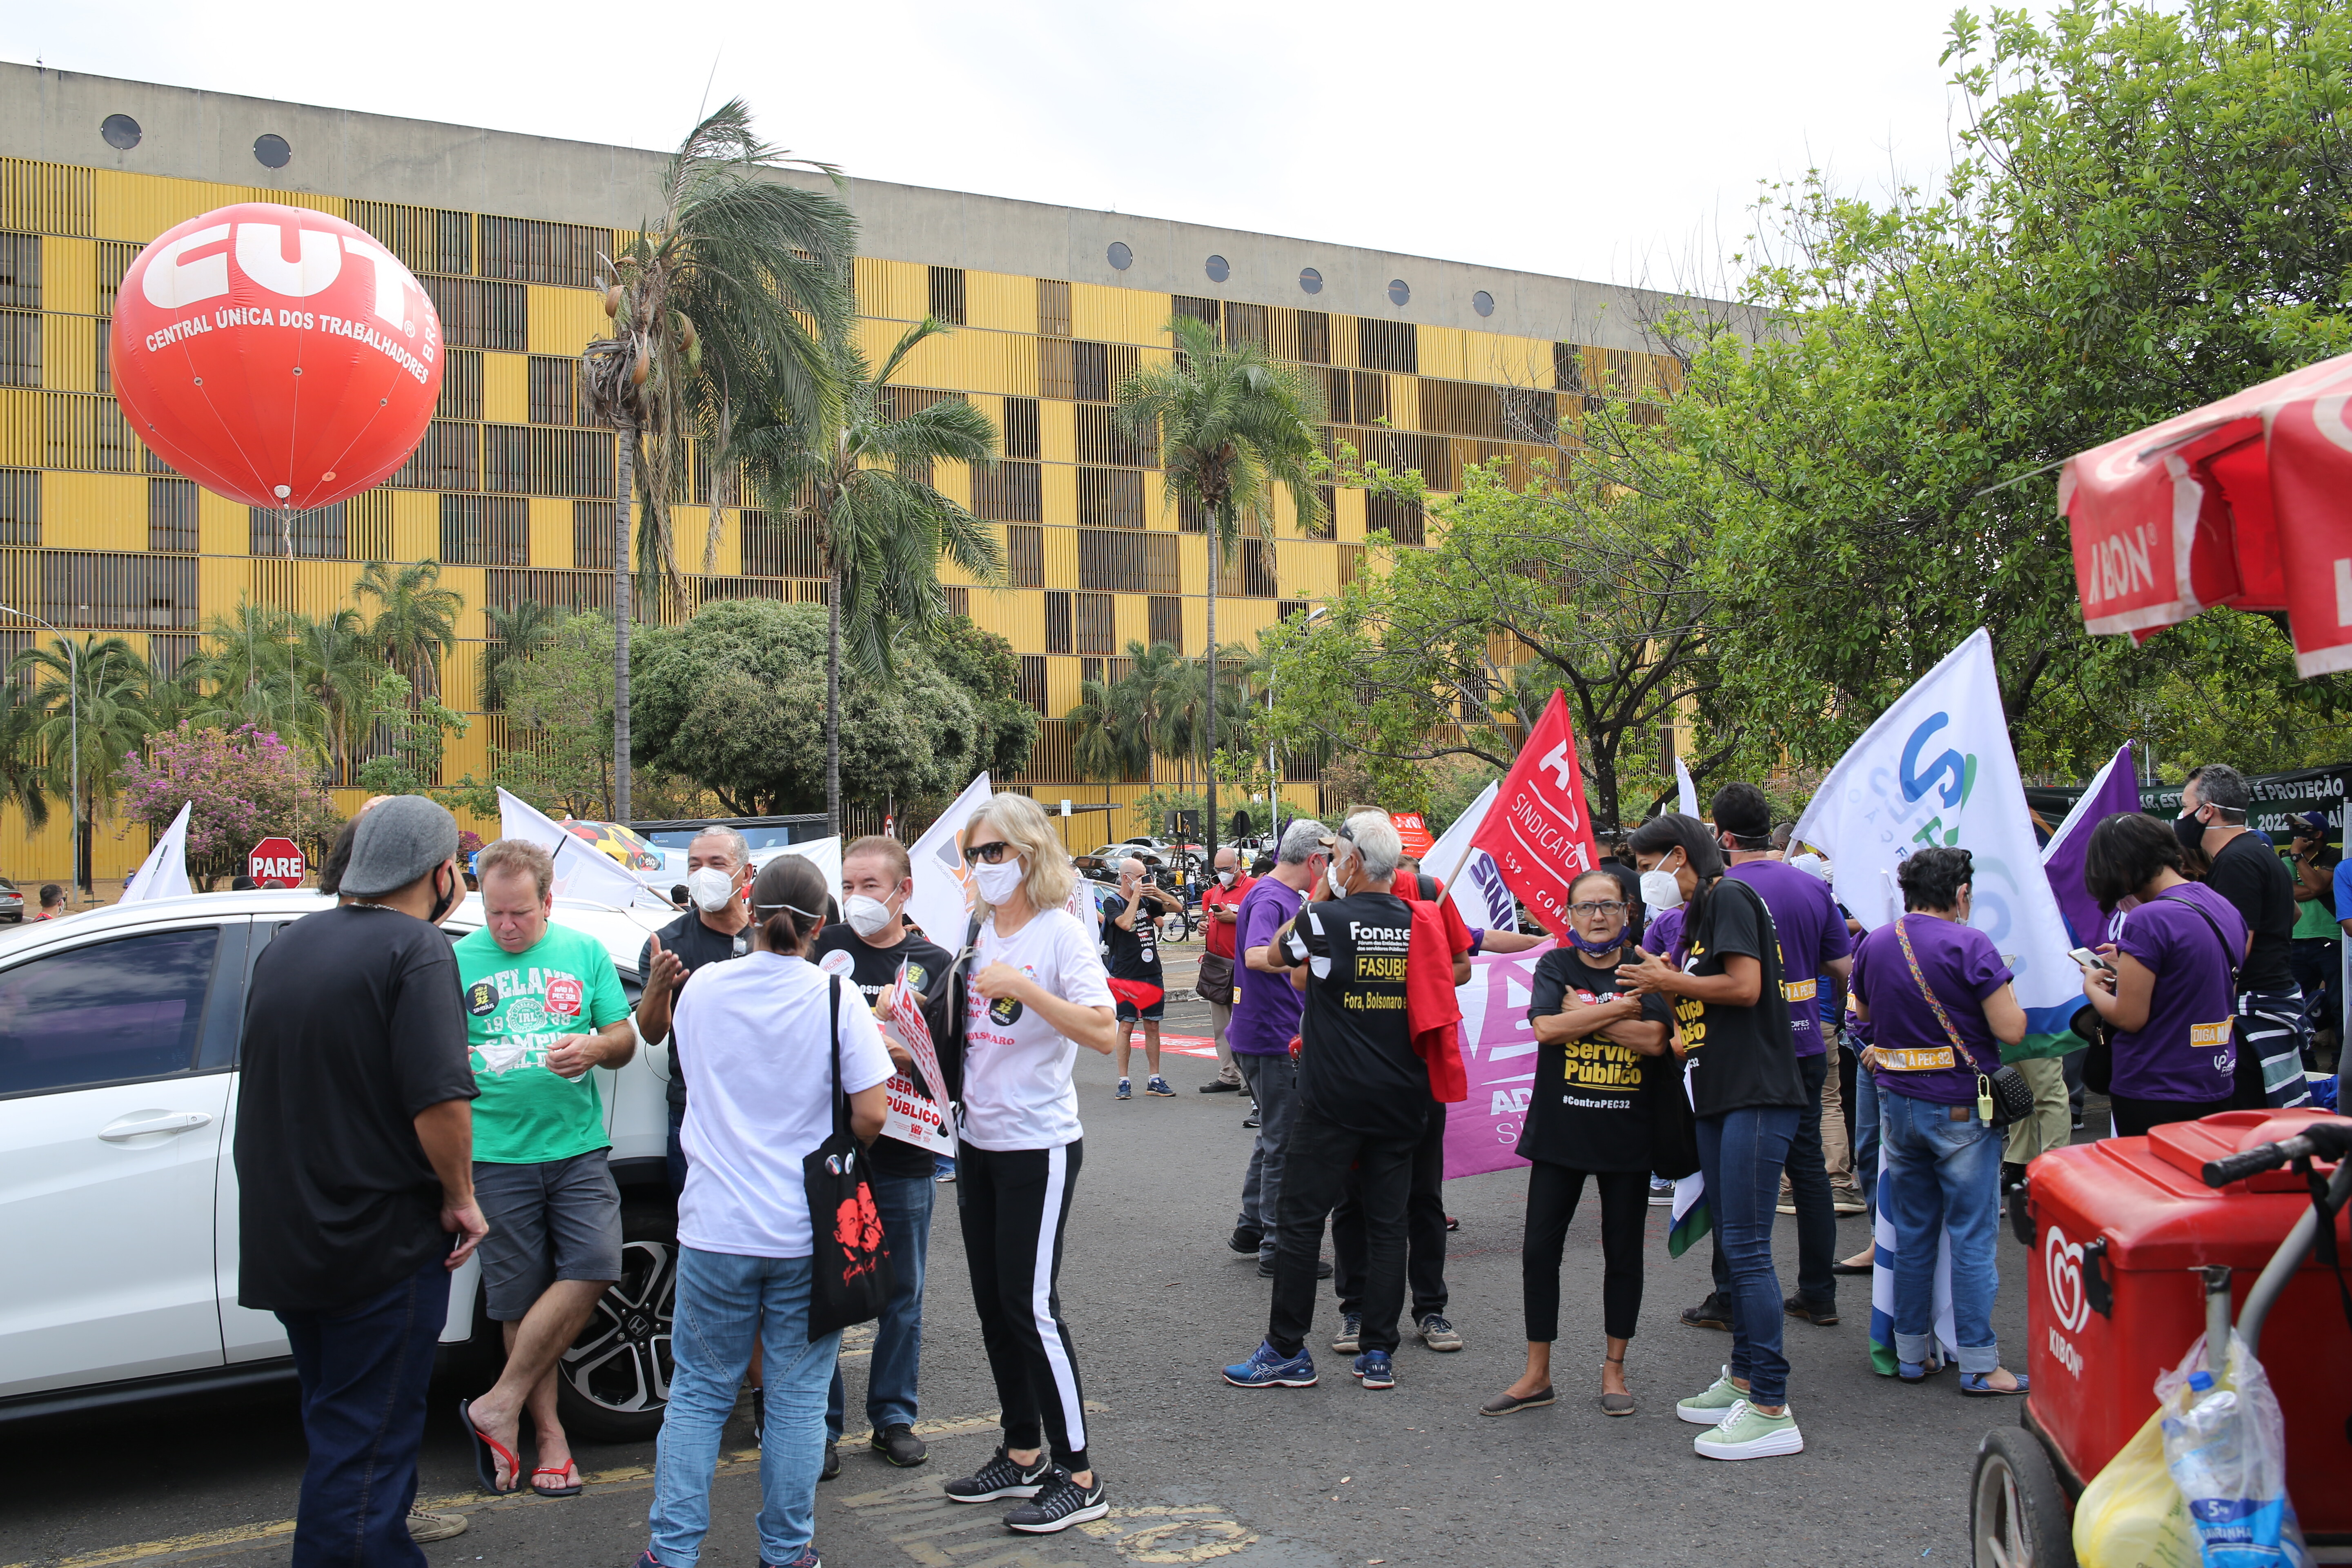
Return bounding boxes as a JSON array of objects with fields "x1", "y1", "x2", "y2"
[
  {"x1": 1298, "y1": 267, "x2": 1323, "y2": 295},
  {"x1": 100, "y1": 114, "x2": 142, "y2": 151},
  {"x1": 1472, "y1": 290, "x2": 1495, "y2": 318},
  {"x1": 1106, "y1": 240, "x2": 1133, "y2": 271},
  {"x1": 1388, "y1": 278, "x2": 1411, "y2": 307},
  {"x1": 1205, "y1": 254, "x2": 1230, "y2": 283},
  {"x1": 254, "y1": 133, "x2": 292, "y2": 169}
]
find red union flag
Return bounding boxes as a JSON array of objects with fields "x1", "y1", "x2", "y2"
[{"x1": 1468, "y1": 689, "x2": 1597, "y2": 935}]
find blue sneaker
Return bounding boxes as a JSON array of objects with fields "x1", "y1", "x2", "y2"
[
  {"x1": 1352, "y1": 1350, "x2": 1395, "y2": 1390},
  {"x1": 1222, "y1": 1341, "x2": 1317, "y2": 1388},
  {"x1": 1116, "y1": 1078, "x2": 1132, "y2": 1100}
]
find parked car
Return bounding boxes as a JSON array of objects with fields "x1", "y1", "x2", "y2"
[
  {"x1": 0, "y1": 886, "x2": 679, "y2": 1440},
  {"x1": 0, "y1": 877, "x2": 20, "y2": 922}
]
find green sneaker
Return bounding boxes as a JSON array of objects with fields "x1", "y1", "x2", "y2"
[
  {"x1": 1693, "y1": 1400, "x2": 1804, "y2": 1460},
  {"x1": 1675, "y1": 1365, "x2": 1744, "y2": 1425}
]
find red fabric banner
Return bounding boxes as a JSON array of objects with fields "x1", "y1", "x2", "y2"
[{"x1": 1466, "y1": 689, "x2": 1598, "y2": 935}]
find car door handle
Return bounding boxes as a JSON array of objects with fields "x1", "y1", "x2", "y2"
[{"x1": 98, "y1": 1111, "x2": 214, "y2": 1141}]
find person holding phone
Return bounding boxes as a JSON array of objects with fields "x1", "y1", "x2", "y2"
[
  {"x1": 1102, "y1": 856, "x2": 1175, "y2": 1100},
  {"x1": 2080, "y1": 812, "x2": 2250, "y2": 1136}
]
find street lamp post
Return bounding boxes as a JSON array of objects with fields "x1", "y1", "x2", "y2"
[{"x1": 0, "y1": 604, "x2": 80, "y2": 899}]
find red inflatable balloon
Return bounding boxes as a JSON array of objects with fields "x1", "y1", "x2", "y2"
[{"x1": 110, "y1": 202, "x2": 443, "y2": 510}]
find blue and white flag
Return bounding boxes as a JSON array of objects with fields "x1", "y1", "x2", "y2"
[
  {"x1": 1790, "y1": 628, "x2": 2080, "y2": 1040},
  {"x1": 1425, "y1": 780, "x2": 1517, "y2": 936}
]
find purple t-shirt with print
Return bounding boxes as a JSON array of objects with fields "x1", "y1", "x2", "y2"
[
  {"x1": 1227, "y1": 876, "x2": 1305, "y2": 1056},
  {"x1": 2111, "y1": 883, "x2": 2246, "y2": 1102},
  {"x1": 1852, "y1": 915, "x2": 2014, "y2": 1106},
  {"x1": 1728, "y1": 860, "x2": 1853, "y2": 1058},
  {"x1": 1643, "y1": 906, "x2": 1685, "y2": 965}
]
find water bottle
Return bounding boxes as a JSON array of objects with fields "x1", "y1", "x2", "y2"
[{"x1": 2160, "y1": 1370, "x2": 2309, "y2": 1568}]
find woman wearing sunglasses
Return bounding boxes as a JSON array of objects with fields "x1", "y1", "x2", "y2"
[
  {"x1": 1486, "y1": 868, "x2": 1673, "y2": 1420},
  {"x1": 936, "y1": 794, "x2": 1118, "y2": 1535}
]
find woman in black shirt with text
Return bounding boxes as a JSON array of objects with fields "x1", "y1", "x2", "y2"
[
  {"x1": 1485, "y1": 869, "x2": 1671, "y2": 1419},
  {"x1": 1620, "y1": 813, "x2": 1808, "y2": 1462}
]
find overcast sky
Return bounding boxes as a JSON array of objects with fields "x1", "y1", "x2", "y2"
[{"x1": 2, "y1": 0, "x2": 1977, "y2": 291}]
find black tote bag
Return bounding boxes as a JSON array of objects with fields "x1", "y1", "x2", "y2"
[
  {"x1": 803, "y1": 976, "x2": 896, "y2": 1341},
  {"x1": 1650, "y1": 1052, "x2": 1702, "y2": 1180}
]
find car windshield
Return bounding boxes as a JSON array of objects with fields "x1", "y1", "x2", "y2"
[{"x1": 642, "y1": 824, "x2": 804, "y2": 853}]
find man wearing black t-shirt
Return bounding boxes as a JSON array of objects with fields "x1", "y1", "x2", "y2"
[
  {"x1": 2180, "y1": 764, "x2": 2312, "y2": 1110},
  {"x1": 810, "y1": 835, "x2": 957, "y2": 1473},
  {"x1": 634, "y1": 826, "x2": 755, "y2": 1194},
  {"x1": 1222, "y1": 814, "x2": 1432, "y2": 1393},
  {"x1": 235, "y1": 797, "x2": 485, "y2": 1568},
  {"x1": 1102, "y1": 856, "x2": 1176, "y2": 1100}
]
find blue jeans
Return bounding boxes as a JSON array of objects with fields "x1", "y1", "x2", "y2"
[
  {"x1": 1850, "y1": 1047, "x2": 1882, "y2": 1228},
  {"x1": 648, "y1": 1250, "x2": 841, "y2": 1568},
  {"x1": 1695, "y1": 1106, "x2": 1797, "y2": 1408},
  {"x1": 1878, "y1": 1089, "x2": 2002, "y2": 1376},
  {"x1": 1236, "y1": 1051, "x2": 1301, "y2": 1263},
  {"x1": 827, "y1": 1171, "x2": 935, "y2": 1440},
  {"x1": 276, "y1": 1250, "x2": 451, "y2": 1568}
]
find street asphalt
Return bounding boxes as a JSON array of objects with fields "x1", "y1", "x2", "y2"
[{"x1": 0, "y1": 940, "x2": 2031, "y2": 1568}]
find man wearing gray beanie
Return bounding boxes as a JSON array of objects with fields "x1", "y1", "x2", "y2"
[{"x1": 234, "y1": 796, "x2": 487, "y2": 1568}]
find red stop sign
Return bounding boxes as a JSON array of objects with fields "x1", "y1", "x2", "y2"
[{"x1": 248, "y1": 836, "x2": 306, "y2": 889}]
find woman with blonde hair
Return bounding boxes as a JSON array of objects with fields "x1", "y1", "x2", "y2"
[{"x1": 936, "y1": 793, "x2": 1118, "y2": 1535}]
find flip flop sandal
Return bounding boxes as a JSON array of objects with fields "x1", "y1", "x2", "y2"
[
  {"x1": 1960, "y1": 1371, "x2": 2029, "y2": 1397},
  {"x1": 457, "y1": 1399, "x2": 522, "y2": 1494},
  {"x1": 531, "y1": 1463, "x2": 584, "y2": 1498}
]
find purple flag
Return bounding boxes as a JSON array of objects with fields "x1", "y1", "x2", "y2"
[{"x1": 2041, "y1": 744, "x2": 2138, "y2": 947}]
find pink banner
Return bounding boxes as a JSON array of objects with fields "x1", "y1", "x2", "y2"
[{"x1": 1442, "y1": 942, "x2": 1556, "y2": 1180}]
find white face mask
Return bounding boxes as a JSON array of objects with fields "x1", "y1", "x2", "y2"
[
  {"x1": 1640, "y1": 868, "x2": 1683, "y2": 912},
  {"x1": 688, "y1": 866, "x2": 738, "y2": 914},
  {"x1": 971, "y1": 856, "x2": 1026, "y2": 904},
  {"x1": 844, "y1": 892, "x2": 896, "y2": 938},
  {"x1": 1326, "y1": 859, "x2": 1348, "y2": 900},
  {"x1": 1216, "y1": 869, "x2": 1236, "y2": 887}
]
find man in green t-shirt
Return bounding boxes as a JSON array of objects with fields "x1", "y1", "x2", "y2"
[{"x1": 454, "y1": 839, "x2": 634, "y2": 1497}]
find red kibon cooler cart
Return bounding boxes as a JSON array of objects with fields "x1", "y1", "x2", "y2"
[{"x1": 1969, "y1": 1110, "x2": 2352, "y2": 1566}]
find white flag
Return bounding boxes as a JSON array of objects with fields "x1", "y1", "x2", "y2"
[
  {"x1": 495, "y1": 788, "x2": 668, "y2": 911},
  {"x1": 121, "y1": 802, "x2": 194, "y2": 903},
  {"x1": 906, "y1": 773, "x2": 993, "y2": 950},
  {"x1": 1789, "y1": 628, "x2": 2079, "y2": 1036},
  {"x1": 1425, "y1": 781, "x2": 1516, "y2": 934},
  {"x1": 1674, "y1": 755, "x2": 1699, "y2": 818}
]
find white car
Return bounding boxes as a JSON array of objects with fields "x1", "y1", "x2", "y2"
[{"x1": 0, "y1": 887, "x2": 683, "y2": 1440}]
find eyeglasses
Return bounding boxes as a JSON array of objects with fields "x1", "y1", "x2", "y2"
[
  {"x1": 1568, "y1": 900, "x2": 1628, "y2": 917},
  {"x1": 966, "y1": 840, "x2": 1018, "y2": 865}
]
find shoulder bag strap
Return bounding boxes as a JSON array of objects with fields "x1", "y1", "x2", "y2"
[
  {"x1": 2152, "y1": 890, "x2": 2242, "y2": 985},
  {"x1": 1891, "y1": 914, "x2": 1973, "y2": 1058},
  {"x1": 828, "y1": 974, "x2": 848, "y2": 1147}
]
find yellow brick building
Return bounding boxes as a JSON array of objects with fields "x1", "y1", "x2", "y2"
[{"x1": 0, "y1": 65, "x2": 1704, "y2": 883}]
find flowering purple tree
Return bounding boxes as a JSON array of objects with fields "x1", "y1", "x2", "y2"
[{"x1": 118, "y1": 723, "x2": 339, "y2": 889}]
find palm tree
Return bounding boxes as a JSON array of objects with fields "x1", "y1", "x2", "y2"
[
  {"x1": 178, "y1": 602, "x2": 322, "y2": 754},
  {"x1": 580, "y1": 98, "x2": 856, "y2": 822},
  {"x1": 354, "y1": 559, "x2": 461, "y2": 703},
  {"x1": 737, "y1": 316, "x2": 1003, "y2": 832},
  {"x1": 1116, "y1": 314, "x2": 1325, "y2": 868},
  {"x1": 0, "y1": 682, "x2": 51, "y2": 832},
  {"x1": 10, "y1": 635, "x2": 153, "y2": 889},
  {"x1": 1064, "y1": 674, "x2": 1139, "y2": 784},
  {"x1": 1165, "y1": 641, "x2": 1254, "y2": 794},
  {"x1": 293, "y1": 608, "x2": 388, "y2": 783},
  {"x1": 479, "y1": 599, "x2": 562, "y2": 711},
  {"x1": 1102, "y1": 639, "x2": 1185, "y2": 791}
]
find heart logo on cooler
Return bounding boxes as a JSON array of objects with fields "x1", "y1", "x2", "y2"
[{"x1": 2045, "y1": 1224, "x2": 2090, "y2": 1334}]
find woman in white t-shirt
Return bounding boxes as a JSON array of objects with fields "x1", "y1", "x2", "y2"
[
  {"x1": 937, "y1": 793, "x2": 1117, "y2": 1535},
  {"x1": 643, "y1": 855, "x2": 892, "y2": 1568}
]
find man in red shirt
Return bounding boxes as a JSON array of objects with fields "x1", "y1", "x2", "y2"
[{"x1": 1195, "y1": 846, "x2": 1253, "y2": 1093}]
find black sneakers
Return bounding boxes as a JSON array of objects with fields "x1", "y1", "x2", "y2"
[
  {"x1": 943, "y1": 1447, "x2": 1051, "y2": 1503},
  {"x1": 820, "y1": 1440, "x2": 840, "y2": 1481},
  {"x1": 871, "y1": 1423, "x2": 928, "y2": 1467},
  {"x1": 1004, "y1": 1469, "x2": 1109, "y2": 1534},
  {"x1": 1229, "y1": 1225, "x2": 1262, "y2": 1255}
]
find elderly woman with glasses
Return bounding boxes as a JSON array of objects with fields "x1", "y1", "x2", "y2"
[{"x1": 1483, "y1": 869, "x2": 1673, "y2": 1419}]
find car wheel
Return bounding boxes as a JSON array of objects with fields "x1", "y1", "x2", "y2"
[
  {"x1": 554, "y1": 1200, "x2": 678, "y2": 1444},
  {"x1": 1972, "y1": 1425, "x2": 2074, "y2": 1568}
]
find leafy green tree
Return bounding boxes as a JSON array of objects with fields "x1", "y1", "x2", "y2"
[
  {"x1": 628, "y1": 598, "x2": 986, "y2": 816},
  {"x1": 924, "y1": 615, "x2": 1038, "y2": 780},
  {"x1": 353, "y1": 559, "x2": 461, "y2": 706},
  {"x1": 10, "y1": 635, "x2": 154, "y2": 888},
  {"x1": 492, "y1": 611, "x2": 621, "y2": 819},
  {"x1": 579, "y1": 99, "x2": 856, "y2": 821},
  {"x1": 479, "y1": 599, "x2": 562, "y2": 711},
  {"x1": 1116, "y1": 314, "x2": 1324, "y2": 862},
  {"x1": 737, "y1": 315, "x2": 1003, "y2": 831}
]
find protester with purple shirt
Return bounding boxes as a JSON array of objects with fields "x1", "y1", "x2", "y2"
[
  {"x1": 2079, "y1": 812, "x2": 2250, "y2": 1136},
  {"x1": 1226, "y1": 820, "x2": 1329, "y2": 1272},
  {"x1": 1850, "y1": 846, "x2": 2029, "y2": 1395}
]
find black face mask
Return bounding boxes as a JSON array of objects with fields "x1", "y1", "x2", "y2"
[
  {"x1": 2174, "y1": 810, "x2": 2206, "y2": 855},
  {"x1": 427, "y1": 864, "x2": 460, "y2": 924}
]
